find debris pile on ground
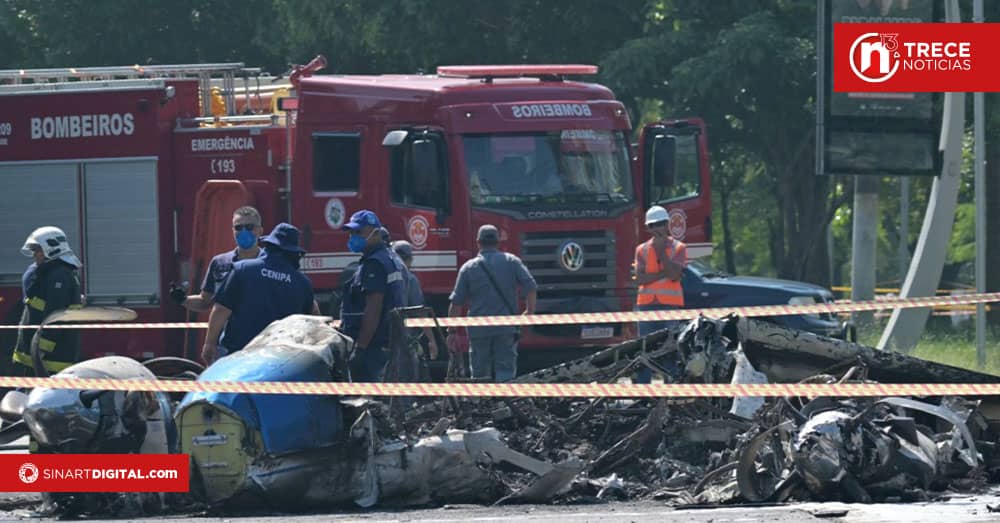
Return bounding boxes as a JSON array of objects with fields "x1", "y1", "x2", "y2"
[{"x1": 398, "y1": 315, "x2": 1000, "y2": 506}]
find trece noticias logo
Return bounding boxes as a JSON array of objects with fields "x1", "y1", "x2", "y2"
[
  {"x1": 849, "y1": 31, "x2": 970, "y2": 83},
  {"x1": 834, "y1": 23, "x2": 1000, "y2": 92}
]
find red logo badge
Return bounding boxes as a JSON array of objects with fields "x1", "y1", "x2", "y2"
[
  {"x1": 834, "y1": 23, "x2": 1000, "y2": 92},
  {"x1": 668, "y1": 209, "x2": 687, "y2": 240},
  {"x1": 0, "y1": 454, "x2": 189, "y2": 492},
  {"x1": 407, "y1": 215, "x2": 429, "y2": 249}
]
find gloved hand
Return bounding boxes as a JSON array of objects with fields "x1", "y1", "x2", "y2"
[{"x1": 168, "y1": 282, "x2": 188, "y2": 305}]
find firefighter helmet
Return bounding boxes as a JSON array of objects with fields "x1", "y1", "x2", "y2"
[{"x1": 21, "y1": 226, "x2": 82, "y2": 268}]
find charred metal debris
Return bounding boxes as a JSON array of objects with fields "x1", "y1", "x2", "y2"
[{"x1": 398, "y1": 315, "x2": 1000, "y2": 506}]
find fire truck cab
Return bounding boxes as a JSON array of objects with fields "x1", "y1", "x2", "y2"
[{"x1": 289, "y1": 64, "x2": 712, "y2": 350}]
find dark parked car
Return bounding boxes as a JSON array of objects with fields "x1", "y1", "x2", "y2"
[{"x1": 682, "y1": 260, "x2": 853, "y2": 340}]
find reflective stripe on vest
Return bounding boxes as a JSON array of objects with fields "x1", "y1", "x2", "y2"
[
  {"x1": 636, "y1": 241, "x2": 684, "y2": 306},
  {"x1": 12, "y1": 350, "x2": 73, "y2": 373},
  {"x1": 37, "y1": 336, "x2": 57, "y2": 352},
  {"x1": 27, "y1": 296, "x2": 46, "y2": 312}
]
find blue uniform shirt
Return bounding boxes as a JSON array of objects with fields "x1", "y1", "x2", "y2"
[
  {"x1": 214, "y1": 250, "x2": 315, "y2": 352},
  {"x1": 340, "y1": 244, "x2": 404, "y2": 348},
  {"x1": 201, "y1": 249, "x2": 241, "y2": 295}
]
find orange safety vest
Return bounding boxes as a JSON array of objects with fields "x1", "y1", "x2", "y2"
[{"x1": 635, "y1": 238, "x2": 685, "y2": 306}]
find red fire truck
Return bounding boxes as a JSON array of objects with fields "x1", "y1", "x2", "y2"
[{"x1": 0, "y1": 58, "x2": 711, "y2": 366}]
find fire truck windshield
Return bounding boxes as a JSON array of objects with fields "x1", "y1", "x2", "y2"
[{"x1": 463, "y1": 130, "x2": 633, "y2": 207}]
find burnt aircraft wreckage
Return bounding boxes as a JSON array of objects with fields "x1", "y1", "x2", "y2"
[{"x1": 3, "y1": 313, "x2": 1000, "y2": 516}]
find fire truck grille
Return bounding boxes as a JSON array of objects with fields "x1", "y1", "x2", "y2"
[{"x1": 520, "y1": 230, "x2": 617, "y2": 299}]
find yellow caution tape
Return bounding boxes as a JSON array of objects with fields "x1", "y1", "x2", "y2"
[
  {"x1": 0, "y1": 377, "x2": 998, "y2": 398},
  {"x1": 3, "y1": 291, "x2": 998, "y2": 329}
]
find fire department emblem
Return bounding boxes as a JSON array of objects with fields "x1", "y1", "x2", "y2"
[
  {"x1": 407, "y1": 215, "x2": 429, "y2": 249},
  {"x1": 668, "y1": 208, "x2": 687, "y2": 240},
  {"x1": 324, "y1": 198, "x2": 345, "y2": 230},
  {"x1": 559, "y1": 241, "x2": 585, "y2": 272}
]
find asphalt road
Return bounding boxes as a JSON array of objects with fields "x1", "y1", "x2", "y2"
[{"x1": 3, "y1": 492, "x2": 1000, "y2": 522}]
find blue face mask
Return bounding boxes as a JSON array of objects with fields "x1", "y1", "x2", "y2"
[
  {"x1": 347, "y1": 234, "x2": 367, "y2": 253},
  {"x1": 236, "y1": 229, "x2": 257, "y2": 250}
]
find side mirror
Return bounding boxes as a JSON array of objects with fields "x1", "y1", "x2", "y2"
[
  {"x1": 652, "y1": 134, "x2": 676, "y2": 187},
  {"x1": 382, "y1": 129, "x2": 409, "y2": 147}
]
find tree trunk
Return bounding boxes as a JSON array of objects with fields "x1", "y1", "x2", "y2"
[
  {"x1": 720, "y1": 185, "x2": 737, "y2": 274},
  {"x1": 780, "y1": 174, "x2": 797, "y2": 278},
  {"x1": 801, "y1": 175, "x2": 834, "y2": 286},
  {"x1": 776, "y1": 147, "x2": 835, "y2": 285}
]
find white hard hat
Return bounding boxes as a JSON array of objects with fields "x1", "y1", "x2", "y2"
[
  {"x1": 645, "y1": 205, "x2": 669, "y2": 226},
  {"x1": 21, "y1": 226, "x2": 82, "y2": 268}
]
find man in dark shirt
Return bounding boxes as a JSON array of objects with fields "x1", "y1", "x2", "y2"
[
  {"x1": 201, "y1": 223, "x2": 315, "y2": 365},
  {"x1": 172, "y1": 206, "x2": 263, "y2": 311},
  {"x1": 339, "y1": 210, "x2": 405, "y2": 382}
]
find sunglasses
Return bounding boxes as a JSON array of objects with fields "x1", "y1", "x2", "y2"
[
  {"x1": 233, "y1": 224, "x2": 259, "y2": 232},
  {"x1": 647, "y1": 221, "x2": 668, "y2": 230}
]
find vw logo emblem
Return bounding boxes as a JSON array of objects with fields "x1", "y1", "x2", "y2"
[{"x1": 559, "y1": 241, "x2": 585, "y2": 272}]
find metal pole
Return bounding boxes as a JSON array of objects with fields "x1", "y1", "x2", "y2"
[
  {"x1": 852, "y1": 176, "x2": 879, "y2": 329},
  {"x1": 974, "y1": 0, "x2": 987, "y2": 368},
  {"x1": 900, "y1": 177, "x2": 909, "y2": 280}
]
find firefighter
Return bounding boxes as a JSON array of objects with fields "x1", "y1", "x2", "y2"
[
  {"x1": 169, "y1": 206, "x2": 263, "y2": 311},
  {"x1": 11, "y1": 226, "x2": 82, "y2": 375},
  {"x1": 201, "y1": 223, "x2": 316, "y2": 365},
  {"x1": 633, "y1": 205, "x2": 687, "y2": 383},
  {"x1": 339, "y1": 210, "x2": 405, "y2": 382}
]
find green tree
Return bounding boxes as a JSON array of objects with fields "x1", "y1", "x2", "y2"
[
  {"x1": 271, "y1": 0, "x2": 643, "y2": 74},
  {"x1": 3, "y1": 0, "x2": 281, "y2": 69},
  {"x1": 0, "y1": 1, "x2": 35, "y2": 68}
]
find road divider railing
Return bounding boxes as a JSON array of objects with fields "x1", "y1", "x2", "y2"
[
  {"x1": 831, "y1": 285, "x2": 973, "y2": 295},
  {"x1": 832, "y1": 286, "x2": 987, "y2": 316},
  {"x1": 2, "y1": 291, "x2": 999, "y2": 330}
]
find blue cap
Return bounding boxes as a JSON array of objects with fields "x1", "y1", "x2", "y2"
[
  {"x1": 259, "y1": 223, "x2": 305, "y2": 253},
  {"x1": 342, "y1": 210, "x2": 381, "y2": 231}
]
